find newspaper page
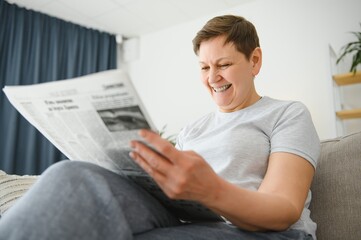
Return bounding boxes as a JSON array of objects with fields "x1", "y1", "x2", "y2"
[
  {"x1": 3, "y1": 69, "x2": 153, "y2": 175},
  {"x1": 3, "y1": 69, "x2": 224, "y2": 222}
]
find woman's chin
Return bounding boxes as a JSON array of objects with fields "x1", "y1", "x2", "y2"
[
  {"x1": 213, "y1": 95, "x2": 231, "y2": 106},
  {"x1": 214, "y1": 101, "x2": 233, "y2": 112}
]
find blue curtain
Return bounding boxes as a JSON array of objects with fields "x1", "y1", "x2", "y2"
[{"x1": 0, "y1": 0, "x2": 117, "y2": 175}]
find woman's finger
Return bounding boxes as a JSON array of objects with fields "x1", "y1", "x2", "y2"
[
  {"x1": 138, "y1": 129, "x2": 180, "y2": 164},
  {"x1": 130, "y1": 140, "x2": 172, "y2": 175},
  {"x1": 129, "y1": 147, "x2": 170, "y2": 192}
]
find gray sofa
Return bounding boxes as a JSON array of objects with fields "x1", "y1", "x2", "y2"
[
  {"x1": 1, "y1": 131, "x2": 360, "y2": 239},
  {"x1": 310, "y1": 131, "x2": 361, "y2": 240}
]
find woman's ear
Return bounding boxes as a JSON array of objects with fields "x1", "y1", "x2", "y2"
[{"x1": 251, "y1": 47, "x2": 262, "y2": 76}]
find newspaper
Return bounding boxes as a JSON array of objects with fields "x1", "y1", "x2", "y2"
[{"x1": 3, "y1": 69, "x2": 224, "y2": 222}]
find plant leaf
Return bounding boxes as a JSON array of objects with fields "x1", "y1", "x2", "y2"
[{"x1": 336, "y1": 24, "x2": 361, "y2": 72}]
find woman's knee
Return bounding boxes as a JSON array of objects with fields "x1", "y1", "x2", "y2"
[{"x1": 41, "y1": 160, "x2": 101, "y2": 183}]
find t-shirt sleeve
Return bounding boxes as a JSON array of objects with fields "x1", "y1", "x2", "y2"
[
  {"x1": 270, "y1": 102, "x2": 320, "y2": 169},
  {"x1": 175, "y1": 129, "x2": 184, "y2": 150}
]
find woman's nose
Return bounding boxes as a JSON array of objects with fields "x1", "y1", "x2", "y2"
[{"x1": 208, "y1": 69, "x2": 220, "y2": 83}]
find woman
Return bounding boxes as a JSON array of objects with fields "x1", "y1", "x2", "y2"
[{"x1": 0, "y1": 15, "x2": 319, "y2": 240}]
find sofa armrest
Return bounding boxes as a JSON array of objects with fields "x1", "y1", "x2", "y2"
[{"x1": 0, "y1": 170, "x2": 38, "y2": 216}]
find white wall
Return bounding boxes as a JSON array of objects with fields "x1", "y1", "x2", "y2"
[{"x1": 123, "y1": 0, "x2": 361, "y2": 140}]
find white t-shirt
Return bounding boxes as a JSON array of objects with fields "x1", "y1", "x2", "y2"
[{"x1": 176, "y1": 96, "x2": 320, "y2": 238}]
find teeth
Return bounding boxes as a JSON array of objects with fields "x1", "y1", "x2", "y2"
[{"x1": 212, "y1": 84, "x2": 232, "y2": 92}]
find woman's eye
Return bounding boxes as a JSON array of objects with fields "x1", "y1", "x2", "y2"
[
  {"x1": 219, "y1": 64, "x2": 230, "y2": 69},
  {"x1": 201, "y1": 66, "x2": 209, "y2": 71}
]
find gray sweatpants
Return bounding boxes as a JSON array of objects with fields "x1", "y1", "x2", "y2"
[{"x1": 0, "y1": 161, "x2": 312, "y2": 240}]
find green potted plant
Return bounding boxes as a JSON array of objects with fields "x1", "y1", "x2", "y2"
[
  {"x1": 336, "y1": 23, "x2": 361, "y2": 74},
  {"x1": 158, "y1": 125, "x2": 177, "y2": 146}
]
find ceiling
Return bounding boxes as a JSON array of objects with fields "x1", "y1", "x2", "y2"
[{"x1": 6, "y1": 0, "x2": 253, "y2": 38}]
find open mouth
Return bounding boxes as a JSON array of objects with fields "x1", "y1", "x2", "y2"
[{"x1": 212, "y1": 84, "x2": 232, "y2": 93}]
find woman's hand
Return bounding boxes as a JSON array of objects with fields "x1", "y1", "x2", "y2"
[{"x1": 129, "y1": 129, "x2": 221, "y2": 204}]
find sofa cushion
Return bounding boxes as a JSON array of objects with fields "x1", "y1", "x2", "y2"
[
  {"x1": 310, "y1": 131, "x2": 361, "y2": 240},
  {"x1": 0, "y1": 170, "x2": 38, "y2": 216}
]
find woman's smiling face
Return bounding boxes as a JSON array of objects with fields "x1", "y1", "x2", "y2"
[{"x1": 198, "y1": 35, "x2": 262, "y2": 112}]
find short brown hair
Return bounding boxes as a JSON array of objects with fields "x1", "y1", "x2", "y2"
[{"x1": 192, "y1": 15, "x2": 260, "y2": 60}]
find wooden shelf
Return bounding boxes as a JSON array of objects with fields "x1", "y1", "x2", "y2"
[
  {"x1": 333, "y1": 71, "x2": 361, "y2": 120},
  {"x1": 336, "y1": 109, "x2": 361, "y2": 119},
  {"x1": 333, "y1": 71, "x2": 361, "y2": 86}
]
